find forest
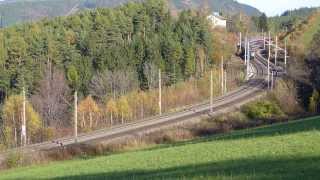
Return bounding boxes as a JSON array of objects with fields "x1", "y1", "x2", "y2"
[{"x1": 0, "y1": 0, "x2": 228, "y2": 148}]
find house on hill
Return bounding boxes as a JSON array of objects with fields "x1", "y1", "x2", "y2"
[{"x1": 207, "y1": 12, "x2": 228, "y2": 28}]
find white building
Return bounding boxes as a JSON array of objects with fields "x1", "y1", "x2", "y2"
[{"x1": 207, "y1": 12, "x2": 227, "y2": 28}]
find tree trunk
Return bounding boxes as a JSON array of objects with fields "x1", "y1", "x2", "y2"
[
  {"x1": 89, "y1": 112, "x2": 93, "y2": 129},
  {"x1": 82, "y1": 113, "x2": 85, "y2": 129},
  {"x1": 14, "y1": 127, "x2": 17, "y2": 147},
  {"x1": 110, "y1": 112, "x2": 113, "y2": 126},
  {"x1": 121, "y1": 112, "x2": 124, "y2": 124},
  {"x1": 141, "y1": 105, "x2": 144, "y2": 119}
]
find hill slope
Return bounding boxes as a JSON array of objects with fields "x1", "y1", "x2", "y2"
[
  {"x1": 1, "y1": 116, "x2": 319, "y2": 179},
  {"x1": 0, "y1": 0, "x2": 261, "y2": 27},
  {"x1": 280, "y1": 11, "x2": 320, "y2": 50}
]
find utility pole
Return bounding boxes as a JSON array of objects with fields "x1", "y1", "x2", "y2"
[
  {"x1": 246, "y1": 41, "x2": 250, "y2": 81},
  {"x1": 268, "y1": 31, "x2": 271, "y2": 89},
  {"x1": 159, "y1": 69, "x2": 162, "y2": 116},
  {"x1": 271, "y1": 71, "x2": 274, "y2": 89},
  {"x1": 74, "y1": 91, "x2": 78, "y2": 143},
  {"x1": 284, "y1": 39, "x2": 287, "y2": 67},
  {"x1": 239, "y1": 32, "x2": 242, "y2": 52},
  {"x1": 275, "y1": 35, "x2": 278, "y2": 66},
  {"x1": 244, "y1": 36, "x2": 247, "y2": 65},
  {"x1": 210, "y1": 69, "x2": 213, "y2": 113},
  {"x1": 21, "y1": 87, "x2": 27, "y2": 146},
  {"x1": 263, "y1": 32, "x2": 266, "y2": 50},
  {"x1": 221, "y1": 56, "x2": 224, "y2": 95},
  {"x1": 224, "y1": 70, "x2": 227, "y2": 94}
]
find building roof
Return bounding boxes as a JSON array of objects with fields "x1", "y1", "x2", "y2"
[{"x1": 210, "y1": 12, "x2": 228, "y2": 20}]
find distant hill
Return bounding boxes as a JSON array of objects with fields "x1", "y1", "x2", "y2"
[
  {"x1": 169, "y1": 0, "x2": 261, "y2": 16},
  {"x1": 279, "y1": 10, "x2": 320, "y2": 51},
  {"x1": 0, "y1": 0, "x2": 261, "y2": 27},
  {"x1": 269, "y1": 7, "x2": 319, "y2": 33}
]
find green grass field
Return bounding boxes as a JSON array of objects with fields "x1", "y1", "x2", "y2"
[{"x1": 1, "y1": 116, "x2": 320, "y2": 180}]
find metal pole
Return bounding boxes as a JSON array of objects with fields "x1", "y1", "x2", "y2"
[
  {"x1": 284, "y1": 39, "x2": 287, "y2": 67},
  {"x1": 159, "y1": 69, "x2": 162, "y2": 115},
  {"x1": 21, "y1": 87, "x2": 27, "y2": 146},
  {"x1": 210, "y1": 69, "x2": 213, "y2": 113},
  {"x1": 275, "y1": 36, "x2": 278, "y2": 66},
  {"x1": 263, "y1": 32, "x2": 266, "y2": 50},
  {"x1": 271, "y1": 71, "x2": 274, "y2": 89},
  {"x1": 239, "y1": 32, "x2": 242, "y2": 52},
  {"x1": 221, "y1": 56, "x2": 224, "y2": 95},
  {"x1": 244, "y1": 37, "x2": 247, "y2": 65},
  {"x1": 224, "y1": 70, "x2": 227, "y2": 94},
  {"x1": 268, "y1": 32, "x2": 271, "y2": 89},
  {"x1": 74, "y1": 91, "x2": 78, "y2": 143},
  {"x1": 246, "y1": 42, "x2": 250, "y2": 81}
]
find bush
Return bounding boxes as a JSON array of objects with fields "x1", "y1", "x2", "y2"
[
  {"x1": 6, "y1": 152, "x2": 23, "y2": 168},
  {"x1": 242, "y1": 100, "x2": 284, "y2": 120}
]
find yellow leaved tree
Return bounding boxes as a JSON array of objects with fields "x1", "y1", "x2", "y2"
[
  {"x1": 2, "y1": 95, "x2": 41, "y2": 147},
  {"x1": 117, "y1": 96, "x2": 131, "y2": 124},
  {"x1": 106, "y1": 98, "x2": 118, "y2": 126},
  {"x1": 78, "y1": 96, "x2": 100, "y2": 130}
]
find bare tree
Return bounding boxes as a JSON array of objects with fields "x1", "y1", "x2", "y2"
[
  {"x1": 31, "y1": 67, "x2": 71, "y2": 128},
  {"x1": 89, "y1": 69, "x2": 139, "y2": 100},
  {"x1": 143, "y1": 62, "x2": 158, "y2": 89},
  {"x1": 89, "y1": 70, "x2": 113, "y2": 100}
]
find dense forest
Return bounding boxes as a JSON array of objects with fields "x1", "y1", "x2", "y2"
[
  {"x1": 0, "y1": 0, "x2": 223, "y2": 148},
  {"x1": 0, "y1": 0, "x2": 214, "y2": 97}
]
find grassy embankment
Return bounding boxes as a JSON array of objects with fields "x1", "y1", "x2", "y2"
[{"x1": 0, "y1": 116, "x2": 319, "y2": 180}]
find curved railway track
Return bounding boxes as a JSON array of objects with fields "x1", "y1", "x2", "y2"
[{"x1": 0, "y1": 39, "x2": 274, "y2": 159}]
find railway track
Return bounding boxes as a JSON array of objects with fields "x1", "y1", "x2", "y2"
[{"x1": 0, "y1": 39, "x2": 274, "y2": 160}]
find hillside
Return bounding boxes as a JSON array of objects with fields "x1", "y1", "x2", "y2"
[
  {"x1": 1, "y1": 116, "x2": 319, "y2": 179},
  {"x1": 269, "y1": 7, "x2": 319, "y2": 33},
  {"x1": 0, "y1": 0, "x2": 261, "y2": 27},
  {"x1": 280, "y1": 11, "x2": 320, "y2": 52}
]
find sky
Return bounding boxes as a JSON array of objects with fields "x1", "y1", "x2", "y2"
[{"x1": 237, "y1": 0, "x2": 320, "y2": 16}]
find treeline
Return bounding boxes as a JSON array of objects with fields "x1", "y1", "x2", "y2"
[
  {"x1": 0, "y1": 0, "x2": 213, "y2": 98},
  {"x1": 306, "y1": 29, "x2": 320, "y2": 113},
  {"x1": 0, "y1": 0, "x2": 218, "y2": 148}
]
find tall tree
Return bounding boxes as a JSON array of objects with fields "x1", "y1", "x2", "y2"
[
  {"x1": 2, "y1": 95, "x2": 41, "y2": 147},
  {"x1": 31, "y1": 67, "x2": 70, "y2": 128},
  {"x1": 258, "y1": 13, "x2": 268, "y2": 32}
]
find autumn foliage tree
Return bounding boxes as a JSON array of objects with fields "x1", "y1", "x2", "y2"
[
  {"x1": 106, "y1": 98, "x2": 118, "y2": 126},
  {"x1": 2, "y1": 95, "x2": 41, "y2": 147},
  {"x1": 117, "y1": 96, "x2": 131, "y2": 124},
  {"x1": 78, "y1": 96, "x2": 100, "y2": 130}
]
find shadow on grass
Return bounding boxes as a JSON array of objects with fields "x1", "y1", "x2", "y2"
[
  {"x1": 49, "y1": 156, "x2": 320, "y2": 180},
  {"x1": 139, "y1": 116, "x2": 320, "y2": 153}
]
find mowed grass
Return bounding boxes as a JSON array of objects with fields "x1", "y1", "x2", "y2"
[{"x1": 1, "y1": 116, "x2": 320, "y2": 180}]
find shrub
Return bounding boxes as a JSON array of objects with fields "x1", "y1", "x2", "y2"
[
  {"x1": 5, "y1": 152, "x2": 23, "y2": 168},
  {"x1": 242, "y1": 100, "x2": 284, "y2": 120}
]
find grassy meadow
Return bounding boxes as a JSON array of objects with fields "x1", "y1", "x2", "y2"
[{"x1": 0, "y1": 116, "x2": 319, "y2": 180}]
